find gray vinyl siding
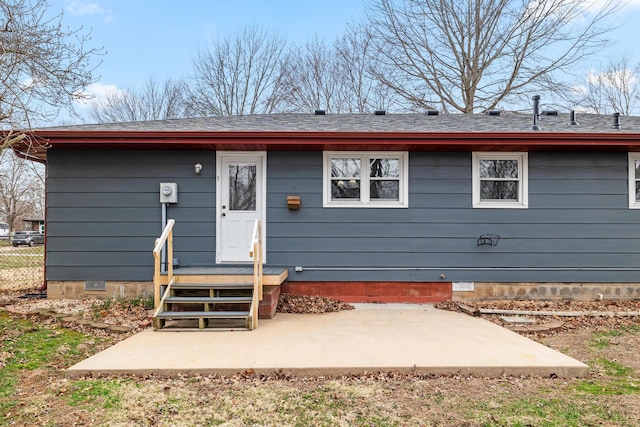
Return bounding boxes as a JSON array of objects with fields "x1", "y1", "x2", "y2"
[
  {"x1": 45, "y1": 149, "x2": 640, "y2": 283},
  {"x1": 46, "y1": 150, "x2": 216, "y2": 281},
  {"x1": 267, "y1": 151, "x2": 640, "y2": 283}
]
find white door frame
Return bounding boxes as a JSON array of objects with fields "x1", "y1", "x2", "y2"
[{"x1": 215, "y1": 151, "x2": 267, "y2": 264}]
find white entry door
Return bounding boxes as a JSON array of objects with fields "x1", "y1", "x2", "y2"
[{"x1": 216, "y1": 152, "x2": 266, "y2": 263}]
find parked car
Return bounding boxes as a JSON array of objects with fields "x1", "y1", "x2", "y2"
[{"x1": 11, "y1": 231, "x2": 44, "y2": 247}]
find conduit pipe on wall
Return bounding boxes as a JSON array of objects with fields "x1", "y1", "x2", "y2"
[
  {"x1": 161, "y1": 202, "x2": 168, "y2": 273},
  {"x1": 294, "y1": 266, "x2": 640, "y2": 272}
]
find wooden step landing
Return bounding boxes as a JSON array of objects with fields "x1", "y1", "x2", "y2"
[{"x1": 160, "y1": 266, "x2": 288, "y2": 286}]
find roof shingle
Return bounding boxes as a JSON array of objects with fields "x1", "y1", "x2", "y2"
[{"x1": 39, "y1": 112, "x2": 640, "y2": 134}]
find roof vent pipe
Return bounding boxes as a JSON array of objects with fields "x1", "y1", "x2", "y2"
[
  {"x1": 531, "y1": 95, "x2": 541, "y2": 131},
  {"x1": 314, "y1": 109, "x2": 326, "y2": 115},
  {"x1": 613, "y1": 112, "x2": 621, "y2": 130},
  {"x1": 374, "y1": 110, "x2": 386, "y2": 115},
  {"x1": 485, "y1": 110, "x2": 500, "y2": 116},
  {"x1": 569, "y1": 110, "x2": 579, "y2": 126},
  {"x1": 425, "y1": 110, "x2": 439, "y2": 116}
]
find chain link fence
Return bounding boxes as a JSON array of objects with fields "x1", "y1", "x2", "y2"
[{"x1": 0, "y1": 237, "x2": 45, "y2": 293}]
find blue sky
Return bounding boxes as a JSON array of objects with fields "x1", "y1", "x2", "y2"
[
  {"x1": 49, "y1": 0, "x2": 640, "y2": 120},
  {"x1": 54, "y1": 0, "x2": 366, "y2": 109}
]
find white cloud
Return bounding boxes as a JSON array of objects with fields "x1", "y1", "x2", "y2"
[
  {"x1": 571, "y1": 83, "x2": 587, "y2": 95},
  {"x1": 587, "y1": 68, "x2": 638, "y2": 87},
  {"x1": 584, "y1": 0, "x2": 640, "y2": 13},
  {"x1": 617, "y1": 0, "x2": 640, "y2": 9},
  {"x1": 74, "y1": 82, "x2": 126, "y2": 108},
  {"x1": 67, "y1": 2, "x2": 113, "y2": 23},
  {"x1": 67, "y1": 1, "x2": 102, "y2": 16}
]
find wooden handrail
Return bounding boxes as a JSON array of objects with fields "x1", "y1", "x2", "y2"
[
  {"x1": 249, "y1": 219, "x2": 259, "y2": 257},
  {"x1": 249, "y1": 220, "x2": 263, "y2": 329},
  {"x1": 153, "y1": 219, "x2": 175, "y2": 255},
  {"x1": 153, "y1": 219, "x2": 175, "y2": 308},
  {"x1": 153, "y1": 277, "x2": 175, "y2": 318}
]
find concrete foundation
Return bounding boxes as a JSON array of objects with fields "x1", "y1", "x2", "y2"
[
  {"x1": 454, "y1": 282, "x2": 640, "y2": 301},
  {"x1": 282, "y1": 281, "x2": 452, "y2": 303},
  {"x1": 47, "y1": 281, "x2": 640, "y2": 307},
  {"x1": 47, "y1": 280, "x2": 281, "y2": 319},
  {"x1": 47, "y1": 281, "x2": 155, "y2": 300}
]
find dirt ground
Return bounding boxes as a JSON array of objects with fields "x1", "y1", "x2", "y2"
[{"x1": 2, "y1": 285, "x2": 640, "y2": 426}]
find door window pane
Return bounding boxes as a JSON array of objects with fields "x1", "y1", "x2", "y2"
[{"x1": 229, "y1": 164, "x2": 256, "y2": 210}]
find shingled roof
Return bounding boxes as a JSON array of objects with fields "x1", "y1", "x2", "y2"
[
  {"x1": 14, "y1": 112, "x2": 640, "y2": 163},
  {"x1": 37, "y1": 111, "x2": 640, "y2": 133}
]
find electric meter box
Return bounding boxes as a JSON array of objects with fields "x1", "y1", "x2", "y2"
[{"x1": 160, "y1": 182, "x2": 178, "y2": 203}]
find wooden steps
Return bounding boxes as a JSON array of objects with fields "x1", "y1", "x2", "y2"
[
  {"x1": 170, "y1": 282, "x2": 253, "y2": 290},
  {"x1": 153, "y1": 281, "x2": 255, "y2": 330},
  {"x1": 155, "y1": 310, "x2": 251, "y2": 318},
  {"x1": 163, "y1": 296, "x2": 253, "y2": 304},
  {"x1": 152, "y1": 220, "x2": 282, "y2": 331},
  {"x1": 152, "y1": 267, "x2": 288, "y2": 330}
]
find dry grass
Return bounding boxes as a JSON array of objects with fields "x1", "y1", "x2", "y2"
[
  {"x1": 1, "y1": 267, "x2": 640, "y2": 425},
  {"x1": 1, "y1": 296, "x2": 639, "y2": 426}
]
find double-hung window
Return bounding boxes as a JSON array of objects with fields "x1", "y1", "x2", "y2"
[
  {"x1": 472, "y1": 152, "x2": 528, "y2": 208},
  {"x1": 628, "y1": 153, "x2": 640, "y2": 208},
  {"x1": 323, "y1": 152, "x2": 408, "y2": 207}
]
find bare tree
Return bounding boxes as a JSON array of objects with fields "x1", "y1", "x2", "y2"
[
  {"x1": 0, "y1": 0, "x2": 101, "y2": 148},
  {"x1": 283, "y1": 27, "x2": 403, "y2": 114},
  {"x1": 366, "y1": 0, "x2": 620, "y2": 113},
  {"x1": 0, "y1": 150, "x2": 44, "y2": 232},
  {"x1": 89, "y1": 78, "x2": 190, "y2": 123},
  {"x1": 334, "y1": 23, "x2": 402, "y2": 112},
  {"x1": 189, "y1": 25, "x2": 289, "y2": 115},
  {"x1": 578, "y1": 56, "x2": 640, "y2": 116},
  {"x1": 284, "y1": 36, "x2": 344, "y2": 113}
]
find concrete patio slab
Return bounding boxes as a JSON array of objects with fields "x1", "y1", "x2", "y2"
[{"x1": 67, "y1": 304, "x2": 588, "y2": 378}]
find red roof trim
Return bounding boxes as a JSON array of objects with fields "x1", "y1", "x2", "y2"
[
  {"x1": 15, "y1": 129, "x2": 640, "y2": 162},
  {"x1": 29, "y1": 129, "x2": 640, "y2": 140}
]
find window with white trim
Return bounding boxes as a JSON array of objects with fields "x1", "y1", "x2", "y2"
[
  {"x1": 472, "y1": 152, "x2": 528, "y2": 208},
  {"x1": 628, "y1": 153, "x2": 640, "y2": 208},
  {"x1": 323, "y1": 152, "x2": 409, "y2": 207}
]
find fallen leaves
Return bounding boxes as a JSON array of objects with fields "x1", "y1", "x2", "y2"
[
  {"x1": 436, "y1": 300, "x2": 640, "y2": 336},
  {"x1": 277, "y1": 294, "x2": 355, "y2": 314}
]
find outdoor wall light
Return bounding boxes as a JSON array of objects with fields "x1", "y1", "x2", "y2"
[{"x1": 194, "y1": 163, "x2": 203, "y2": 174}]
